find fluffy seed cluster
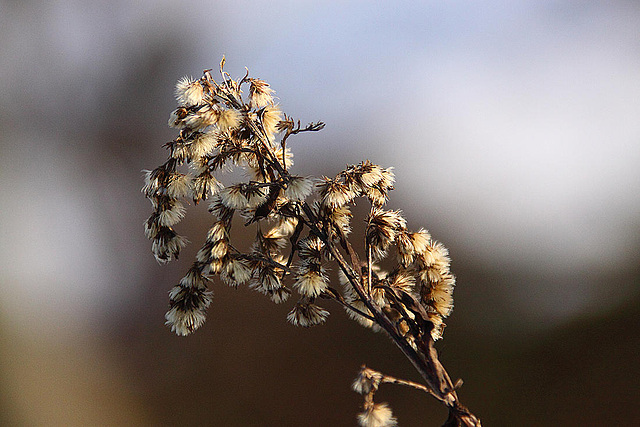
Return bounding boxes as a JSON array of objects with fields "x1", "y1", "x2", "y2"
[
  {"x1": 338, "y1": 210, "x2": 455, "y2": 341},
  {"x1": 143, "y1": 58, "x2": 466, "y2": 426},
  {"x1": 144, "y1": 59, "x2": 330, "y2": 335},
  {"x1": 318, "y1": 160, "x2": 395, "y2": 210},
  {"x1": 144, "y1": 58, "x2": 455, "y2": 341},
  {"x1": 165, "y1": 263, "x2": 213, "y2": 336},
  {"x1": 357, "y1": 403, "x2": 397, "y2": 427}
]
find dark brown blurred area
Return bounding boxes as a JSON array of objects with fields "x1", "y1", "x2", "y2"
[{"x1": 1, "y1": 2, "x2": 639, "y2": 426}]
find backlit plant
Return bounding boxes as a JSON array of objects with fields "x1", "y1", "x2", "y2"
[{"x1": 143, "y1": 57, "x2": 480, "y2": 427}]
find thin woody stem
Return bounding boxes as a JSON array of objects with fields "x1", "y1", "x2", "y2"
[
  {"x1": 367, "y1": 238, "x2": 372, "y2": 295},
  {"x1": 320, "y1": 288, "x2": 376, "y2": 322},
  {"x1": 359, "y1": 365, "x2": 442, "y2": 400},
  {"x1": 366, "y1": 205, "x2": 374, "y2": 295},
  {"x1": 233, "y1": 250, "x2": 294, "y2": 274}
]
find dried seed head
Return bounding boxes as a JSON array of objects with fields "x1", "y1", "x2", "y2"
[
  {"x1": 251, "y1": 265, "x2": 282, "y2": 292},
  {"x1": 358, "y1": 164, "x2": 384, "y2": 188},
  {"x1": 287, "y1": 302, "x2": 329, "y2": 327},
  {"x1": 258, "y1": 228, "x2": 288, "y2": 255},
  {"x1": 158, "y1": 200, "x2": 186, "y2": 226},
  {"x1": 221, "y1": 258, "x2": 252, "y2": 287},
  {"x1": 367, "y1": 209, "x2": 407, "y2": 258},
  {"x1": 178, "y1": 265, "x2": 207, "y2": 288},
  {"x1": 410, "y1": 229, "x2": 431, "y2": 254},
  {"x1": 175, "y1": 76, "x2": 205, "y2": 107},
  {"x1": 188, "y1": 132, "x2": 218, "y2": 160},
  {"x1": 389, "y1": 271, "x2": 416, "y2": 294},
  {"x1": 261, "y1": 105, "x2": 282, "y2": 139},
  {"x1": 143, "y1": 215, "x2": 160, "y2": 239},
  {"x1": 283, "y1": 176, "x2": 314, "y2": 201},
  {"x1": 294, "y1": 266, "x2": 328, "y2": 298},
  {"x1": 183, "y1": 110, "x2": 212, "y2": 131},
  {"x1": 273, "y1": 145, "x2": 294, "y2": 169},
  {"x1": 208, "y1": 196, "x2": 234, "y2": 221},
  {"x1": 206, "y1": 221, "x2": 227, "y2": 243},
  {"x1": 209, "y1": 239, "x2": 229, "y2": 260},
  {"x1": 298, "y1": 236, "x2": 325, "y2": 260},
  {"x1": 269, "y1": 286, "x2": 292, "y2": 304},
  {"x1": 357, "y1": 402, "x2": 397, "y2": 427},
  {"x1": 395, "y1": 232, "x2": 414, "y2": 266},
  {"x1": 371, "y1": 285, "x2": 388, "y2": 309},
  {"x1": 196, "y1": 242, "x2": 213, "y2": 264},
  {"x1": 166, "y1": 264, "x2": 212, "y2": 336},
  {"x1": 208, "y1": 257, "x2": 225, "y2": 275},
  {"x1": 249, "y1": 78, "x2": 275, "y2": 108},
  {"x1": 319, "y1": 177, "x2": 356, "y2": 209},
  {"x1": 165, "y1": 284, "x2": 213, "y2": 336},
  {"x1": 197, "y1": 105, "x2": 219, "y2": 127},
  {"x1": 343, "y1": 161, "x2": 386, "y2": 192},
  {"x1": 430, "y1": 273, "x2": 455, "y2": 317},
  {"x1": 327, "y1": 205, "x2": 353, "y2": 235},
  {"x1": 191, "y1": 173, "x2": 220, "y2": 202},
  {"x1": 429, "y1": 313, "x2": 445, "y2": 341},
  {"x1": 166, "y1": 173, "x2": 191, "y2": 199},
  {"x1": 189, "y1": 155, "x2": 211, "y2": 175},
  {"x1": 352, "y1": 367, "x2": 383, "y2": 395},
  {"x1": 151, "y1": 229, "x2": 188, "y2": 264},
  {"x1": 142, "y1": 169, "x2": 162, "y2": 197},
  {"x1": 167, "y1": 139, "x2": 189, "y2": 162},
  {"x1": 217, "y1": 108, "x2": 241, "y2": 132},
  {"x1": 378, "y1": 167, "x2": 395, "y2": 190},
  {"x1": 218, "y1": 184, "x2": 252, "y2": 210},
  {"x1": 396, "y1": 228, "x2": 431, "y2": 266},
  {"x1": 245, "y1": 187, "x2": 269, "y2": 209},
  {"x1": 364, "y1": 186, "x2": 389, "y2": 206},
  {"x1": 168, "y1": 108, "x2": 187, "y2": 129}
]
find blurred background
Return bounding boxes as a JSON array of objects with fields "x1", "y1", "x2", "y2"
[{"x1": 1, "y1": 1, "x2": 639, "y2": 425}]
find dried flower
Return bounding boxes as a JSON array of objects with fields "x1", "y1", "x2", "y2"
[
  {"x1": 287, "y1": 301, "x2": 330, "y2": 327},
  {"x1": 157, "y1": 200, "x2": 186, "y2": 226},
  {"x1": 151, "y1": 229, "x2": 188, "y2": 264},
  {"x1": 166, "y1": 173, "x2": 191, "y2": 199},
  {"x1": 165, "y1": 264, "x2": 213, "y2": 336},
  {"x1": 219, "y1": 184, "x2": 251, "y2": 209},
  {"x1": 221, "y1": 257, "x2": 252, "y2": 287},
  {"x1": 249, "y1": 78, "x2": 275, "y2": 108},
  {"x1": 357, "y1": 403, "x2": 397, "y2": 427},
  {"x1": 367, "y1": 208, "x2": 407, "y2": 259},
  {"x1": 352, "y1": 367, "x2": 383, "y2": 395},
  {"x1": 217, "y1": 108, "x2": 241, "y2": 132},
  {"x1": 294, "y1": 265, "x2": 328, "y2": 298},
  {"x1": 188, "y1": 132, "x2": 218, "y2": 160},
  {"x1": 319, "y1": 177, "x2": 357, "y2": 209},
  {"x1": 261, "y1": 105, "x2": 282, "y2": 139},
  {"x1": 175, "y1": 76, "x2": 205, "y2": 107},
  {"x1": 142, "y1": 59, "x2": 478, "y2": 427},
  {"x1": 284, "y1": 176, "x2": 314, "y2": 201},
  {"x1": 165, "y1": 286, "x2": 213, "y2": 336},
  {"x1": 191, "y1": 173, "x2": 220, "y2": 203}
]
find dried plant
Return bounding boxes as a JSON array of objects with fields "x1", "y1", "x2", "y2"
[{"x1": 143, "y1": 57, "x2": 480, "y2": 427}]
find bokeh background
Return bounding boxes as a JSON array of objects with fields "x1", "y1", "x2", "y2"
[{"x1": 1, "y1": 1, "x2": 639, "y2": 426}]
